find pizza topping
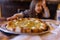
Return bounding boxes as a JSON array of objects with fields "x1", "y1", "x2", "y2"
[
  {"x1": 6, "y1": 18, "x2": 48, "y2": 33},
  {"x1": 15, "y1": 26, "x2": 21, "y2": 33},
  {"x1": 31, "y1": 27, "x2": 36, "y2": 29}
]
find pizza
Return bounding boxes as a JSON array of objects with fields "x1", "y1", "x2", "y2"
[{"x1": 6, "y1": 18, "x2": 49, "y2": 33}]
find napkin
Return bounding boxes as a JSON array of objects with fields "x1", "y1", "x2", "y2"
[
  {"x1": 10, "y1": 35, "x2": 42, "y2": 40},
  {"x1": 51, "y1": 25, "x2": 60, "y2": 35}
]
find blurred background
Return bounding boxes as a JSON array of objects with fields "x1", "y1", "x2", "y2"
[{"x1": 0, "y1": 0, "x2": 60, "y2": 19}]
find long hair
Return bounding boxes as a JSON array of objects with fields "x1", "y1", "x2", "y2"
[
  {"x1": 29, "y1": 0, "x2": 44, "y2": 18},
  {"x1": 29, "y1": 0, "x2": 42, "y2": 12}
]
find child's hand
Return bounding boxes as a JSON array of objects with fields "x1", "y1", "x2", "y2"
[
  {"x1": 7, "y1": 14, "x2": 20, "y2": 21},
  {"x1": 7, "y1": 16, "x2": 17, "y2": 21},
  {"x1": 7, "y1": 13, "x2": 23, "y2": 21},
  {"x1": 42, "y1": 0, "x2": 46, "y2": 8}
]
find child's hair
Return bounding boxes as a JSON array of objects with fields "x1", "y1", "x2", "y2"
[
  {"x1": 29, "y1": 0, "x2": 43, "y2": 12},
  {"x1": 28, "y1": 0, "x2": 44, "y2": 18}
]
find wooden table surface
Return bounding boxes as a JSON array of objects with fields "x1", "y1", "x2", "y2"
[{"x1": 0, "y1": 19, "x2": 60, "y2": 40}]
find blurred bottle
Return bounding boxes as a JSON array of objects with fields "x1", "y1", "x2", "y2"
[
  {"x1": 56, "y1": 4, "x2": 60, "y2": 22},
  {"x1": 17, "y1": 9, "x2": 21, "y2": 13}
]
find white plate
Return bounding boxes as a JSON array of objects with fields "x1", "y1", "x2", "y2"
[
  {"x1": 0, "y1": 26, "x2": 50, "y2": 35},
  {"x1": 0, "y1": 20, "x2": 55, "y2": 35}
]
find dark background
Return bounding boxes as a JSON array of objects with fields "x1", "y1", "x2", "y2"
[{"x1": 0, "y1": 0, "x2": 60, "y2": 19}]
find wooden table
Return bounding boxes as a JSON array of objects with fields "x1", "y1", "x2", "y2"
[{"x1": 0, "y1": 32, "x2": 9, "y2": 40}]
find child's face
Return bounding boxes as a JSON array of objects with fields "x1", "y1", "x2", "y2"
[{"x1": 35, "y1": 2, "x2": 42, "y2": 13}]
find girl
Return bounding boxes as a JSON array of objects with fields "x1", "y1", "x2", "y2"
[{"x1": 7, "y1": 0, "x2": 50, "y2": 20}]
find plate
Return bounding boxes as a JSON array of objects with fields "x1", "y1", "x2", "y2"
[
  {"x1": 0, "y1": 27, "x2": 50, "y2": 35},
  {"x1": 0, "y1": 19, "x2": 55, "y2": 35},
  {"x1": 0, "y1": 22, "x2": 53, "y2": 35}
]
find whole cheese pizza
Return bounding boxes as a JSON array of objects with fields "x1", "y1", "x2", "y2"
[{"x1": 6, "y1": 18, "x2": 49, "y2": 33}]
